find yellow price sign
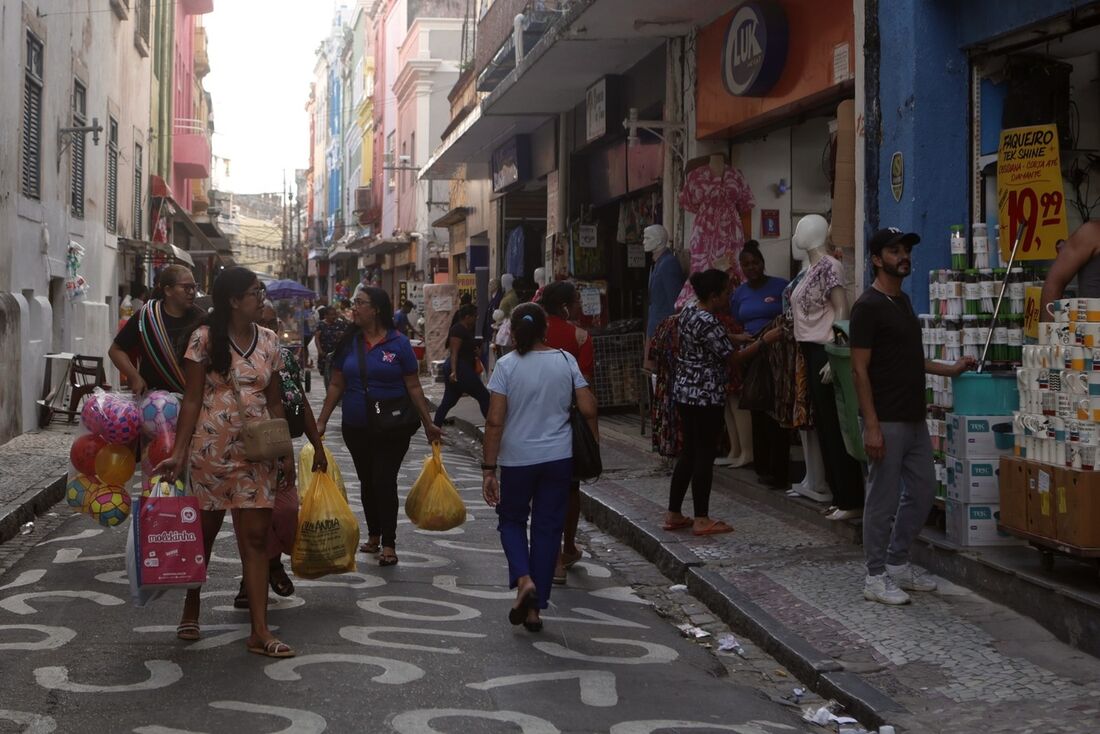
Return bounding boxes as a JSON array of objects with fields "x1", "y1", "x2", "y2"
[{"x1": 996, "y1": 124, "x2": 1068, "y2": 261}]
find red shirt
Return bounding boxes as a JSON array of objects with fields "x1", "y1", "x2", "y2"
[{"x1": 545, "y1": 315, "x2": 594, "y2": 380}]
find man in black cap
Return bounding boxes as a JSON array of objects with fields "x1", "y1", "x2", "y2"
[{"x1": 851, "y1": 228, "x2": 975, "y2": 605}]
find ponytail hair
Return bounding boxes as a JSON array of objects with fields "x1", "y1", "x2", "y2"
[
  {"x1": 511, "y1": 302, "x2": 547, "y2": 355},
  {"x1": 203, "y1": 266, "x2": 258, "y2": 377},
  {"x1": 689, "y1": 268, "x2": 730, "y2": 303},
  {"x1": 151, "y1": 264, "x2": 193, "y2": 301}
]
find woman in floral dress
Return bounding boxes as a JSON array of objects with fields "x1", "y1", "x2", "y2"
[{"x1": 156, "y1": 267, "x2": 324, "y2": 658}]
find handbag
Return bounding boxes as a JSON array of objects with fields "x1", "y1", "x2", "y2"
[
  {"x1": 738, "y1": 345, "x2": 775, "y2": 412},
  {"x1": 356, "y1": 334, "x2": 421, "y2": 437},
  {"x1": 230, "y1": 370, "x2": 294, "y2": 462},
  {"x1": 560, "y1": 351, "x2": 602, "y2": 481}
]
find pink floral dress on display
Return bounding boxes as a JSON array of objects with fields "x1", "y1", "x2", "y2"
[
  {"x1": 676, "y1": 164, "x2": 755, "y2": 308},
  {"x1": 184, "y1": 325, "x2": 282, "y2": 511}
]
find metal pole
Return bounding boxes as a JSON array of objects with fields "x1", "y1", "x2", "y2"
[{"x1": 978, "y1": 221, "x2": 1029, "y2": 372}]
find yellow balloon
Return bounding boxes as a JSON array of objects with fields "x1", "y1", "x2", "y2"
[{"x1": 94, "y1": 444, "x2": 136, "y2": 486}]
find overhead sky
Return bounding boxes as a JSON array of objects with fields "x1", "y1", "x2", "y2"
[{"x1": 203, "y1": 1, "x2": 338, "y2": 196}]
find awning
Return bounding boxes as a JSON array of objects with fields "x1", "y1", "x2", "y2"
[
  {"x1": 118, "y1": 238, "x2": 195, "y2": 267},
  {"x1": 150, "y1": 175, "x2": 215, "y2": 254},
  {"x1": 364, "y1": 237, "x2": 410, "y2": 257},
  {"x1": 419, "y1": 104, "x2": 550, "y2": 180},
  {"x1": 327, "y1": 242, "x2": 359, "y2": 260},
  {"x1": 482, "y1": 0, "x2": 738, "y2": 116},
  {"x1": 432, "y1": 207, "x2": 470, "y2": 228},
  {"x1": 308, "y1": 247, "x2": 329, "y2": 261}
]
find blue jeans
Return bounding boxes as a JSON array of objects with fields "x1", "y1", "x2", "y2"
[
  {"x1": 496, "y1": 458, "x2": 573, "y2": 609},
  {"x1": 433, "y1": 361, "x2": 490, "y2": 425}
]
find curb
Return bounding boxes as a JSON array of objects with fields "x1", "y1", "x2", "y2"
[
  {"x1": 0, "y1": 474, "x2": 67, "y2": 545},
  {"x1": 429, "y1": 397, "x2": 907, "y2": 729}
]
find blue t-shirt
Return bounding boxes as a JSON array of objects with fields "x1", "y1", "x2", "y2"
[
  {"x1": 394, "y1": 310, "x2": 410, "y2": 335},
  {"x1": 487, "y1": 349, "x2": 588, "y2": 467},
  {"x1": 730, "y1": 276, "x2": 788, "y2": 335},
  {"x1": 335, "y1": 330, "x2": 418, "y2": 427}
]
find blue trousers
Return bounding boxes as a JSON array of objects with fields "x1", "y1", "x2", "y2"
[{"x1": 496, "y1": 458, "x2": 573, "y2": 609}]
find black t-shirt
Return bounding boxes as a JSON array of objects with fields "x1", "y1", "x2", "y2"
[
  {"x1": 448, "y1": 322, "x2": 477, "y2": 367},
  {"x1": 849, "y1": 287, "x2": 926, "y2": 422},
  {"x1": 113, "y1": 310, "x2": 192, "y2": 391}
]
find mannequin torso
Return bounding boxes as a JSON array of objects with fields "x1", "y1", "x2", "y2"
[{"x1": 791, "y1": 216, "x2": 849, "y2": 344}]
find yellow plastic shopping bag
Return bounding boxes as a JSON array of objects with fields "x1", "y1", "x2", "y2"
[
  {"x1": 405, "y1": 442, "x2": 466, "y2": 531},
  {"x1": 298, "y1": 443, "x2": 346, "y2": 500},
  {"x1": 291, "y1": 470, "x2": 360, "y2": 579}
]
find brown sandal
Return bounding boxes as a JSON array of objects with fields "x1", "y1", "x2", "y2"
[
  {"x1": 247, "y1": 638, "x2": 295, "y2": 658},
  {"x1": 176, "y1": 621, "x2": 201, "y2": 641}
]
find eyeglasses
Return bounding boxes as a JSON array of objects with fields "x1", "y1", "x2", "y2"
[
  {"x1": 352, "y1": 299, "x2": 371, "y2": 309},
  {"x1": 245, "y1": 286, "x2": 266, "y2": 299},
  {"x1": 174, "y1": 283, "x2": 198, "y2": 292}
]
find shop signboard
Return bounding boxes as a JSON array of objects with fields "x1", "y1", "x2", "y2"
[
  {"x1": 546, "y1": 170, "x2": 559, "y2": 235},
  {"x1": 627, "y1": 243, "x2": 645, "y2": 268},
  {"x1": 407, "y1": 282, "x2": 425, "y2": 315},
  {"x1": 578, "y1": 225, "x2": 597, "y2": 249},
  {"x1": 491, "y1": 136, "x2": 531, "y2": 193},
  {"x1": 721, "y1": 0, "x2": 789, "y2": 97},
  {"x1": 586, "y1": 78, "x2": 607, "y2": 143},
  {"x1": 456, "y1": 273, "x2": 477, "y2": 304},
  {"x1": 580, "y1": 287, "x2": 602, "y2": 316},
  {"x1": 890, "y1": 152, "x2": 904, "y2": 202},
  {"x1": 996, "y1": 124, "x2": 1068, "y2": 261}
]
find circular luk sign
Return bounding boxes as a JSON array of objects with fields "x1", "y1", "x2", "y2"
[{"x1": 722, "y1": 1, "x2": 789, "y2": 97}]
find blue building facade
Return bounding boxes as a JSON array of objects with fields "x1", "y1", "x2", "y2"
[{"x1": 868, "y1": 0, "x2": 1097, "y2": 311}]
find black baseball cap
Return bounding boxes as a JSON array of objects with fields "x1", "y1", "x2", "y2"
[{"x1": 869, "y1": 227, "x2": 920, "y2": 255}]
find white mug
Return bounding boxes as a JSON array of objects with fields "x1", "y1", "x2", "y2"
[
  {"x1": 1092, "y1": 396, "x2": 1100, "y2": 422},
  {"x1": 1067, "y1": 418, "x2": 1081, "y2": 442},
  {"x1": 1038, "y1": 322, "x2": 1060, "y2": 345},
  {"x1": 1047, "y1": 298, "x2": 1076, "y2": 322},
  {"x1": 1063, "y1": 369, "x2": 1089, "y2": 394},
  {"x1": 1055, "y1": 441, "x2": 1067, "y2": 467},
  {"x1": 1048, "y1": 369, "x2": 1063, "y2": 393},
  {"x1": 1083, "y1": 444, "x2": 1098, "y2": 470},
  {"x1": 1049, "y1": 415, "x2": 1066, "y2": 442},
  {"x1": 1077, "y1": 323, "x2": 1100, "y2": 348},
  {"x1": 1066, "y1": 346, "x2": 1088, "y2": 371},
  {"x1": 1079, "y1": 420, "x2": 1098, "y2": 446},
  {"x1": 1042, "y1": 391, "x2": 1057, "y2": 416},
  {"x1": 1068, "y1": 442, "x2": 1082, "y2": 469},
  {"x1": 1089, "y1": 372, "x2": 1100, "y2": 396},
  {"x1": 1084, "y1": 298, "x2": 1100, "y2": 323},
  {"x1": 1023, "y1": 345, "x2": 1039, "y2": 369}
]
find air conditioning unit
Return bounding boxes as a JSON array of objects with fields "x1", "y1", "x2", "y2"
[{"x1": 354, "y1": 186, "x2": 371, "y2": 213}]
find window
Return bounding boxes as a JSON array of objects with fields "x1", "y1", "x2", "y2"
[
  {"x1": 22, "y1": 31, "x2": 44, "y2": 200},
  {"x1": 386, "y1": 132, "x2": 396, "y2": 189},
  {"x1": 71, "y1": 80, "x2": 87, "y2": 219},
  {"x1": 106, "y1": 117, "x2": 119, "y2": 234},
  {"x1": 133, "y1": 143, "x2": 144, "y2": 238}
]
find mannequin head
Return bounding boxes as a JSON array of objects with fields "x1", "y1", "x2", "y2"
[
  {"x1": 533, "y1": 267, "x2": 547, "y2": 288},
  {"x1": 643, "y1": 224, "x2": 669, "y2": 254},
  {"x1": 793, "y1": 215, "x2": 829, "y2": 253},
  {"x1": 501, "y1": 273, "x2": 515, "y2": 292}
]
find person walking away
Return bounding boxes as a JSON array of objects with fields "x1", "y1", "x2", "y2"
[
  {"x1": 227, "y1": 303, "x2": 327, "y2": 607},
  {"x1": 664, "y1": 270, "x2": 781, "y2": 536},
  {"x1": 154, "y1": 268, "x2": 322, "y2": 658},
  {"x1": 300, "y1": 299, "x2": 318, "y2": 368},
  {"x1": 729, "y1": 242, "x2": 791, "y2": 487},
  {"x1": 481, "y1": 303, "x2": 599, "y2": 631},
  {"x1": 434, "y1": 304, "x2": 491, "y2": 424},
  {"x1": 851, "y1": 228, "x2": 974, "y2": 605},
  {"x1": 394, "y1": 300, "x2": 418, "y2": 338},
  {"x1": 314, "y1": 306, "x2": 349, "y2": 389},
  {"x1": 316, "y1": 287, "x2": 442, "y2": 566},
  {"x1": 109, "y1": 265, "x2": 204, "y2": 395},
  {"x1": 538, "y1": 282, "x2": 595, "y2": 586}
]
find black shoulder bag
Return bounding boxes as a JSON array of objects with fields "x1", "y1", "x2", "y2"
[
  {"x1": 738, "y1": 342, "x2": 774, "y2": 412},
  {"x1": 560, "y1": 351, "x2": 602, "y2": 481},
  {"x1": 356, "y1": 335, "x2": 421, "y2": 437}
]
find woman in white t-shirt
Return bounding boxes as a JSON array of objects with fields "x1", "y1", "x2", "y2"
[{"x1": 481, "y1": 303, "x2": 599, "y2": 632}]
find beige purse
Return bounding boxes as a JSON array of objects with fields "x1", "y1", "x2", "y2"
[{"x1": 230, "y1": 370, "x2": 293, "y2": 462}]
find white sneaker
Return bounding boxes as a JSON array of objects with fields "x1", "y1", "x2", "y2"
[
  {"x1": 886, "y1": 563, "x2": 937, "y2": 592},
  {"x1": 863, "y1": 573, "x2": 910, "y2": 605},
  {"x1": 826, "y1": 508, "x2": 862, "y2": 521}
]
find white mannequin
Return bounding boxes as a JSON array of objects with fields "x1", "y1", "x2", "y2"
[
  {"x1": 533, "y1": 267, "x2": 547, "y2": 289},
  {"x1": 787, "y1": 239, "x2": 831, "y2": 503},
  {"x1": 643, "y1": 224, "x2": 669, "y2": 256},
  {"x1": 792, "y1": 215, "x2": 849, "y2": 383},
  {"x1": 501, "y1": 273, "x2": 515, "y2": 292}
]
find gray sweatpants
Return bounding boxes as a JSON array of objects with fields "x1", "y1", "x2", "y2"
[{"x1": 863, "y1": 421, "x2": 935, "y2": 576}]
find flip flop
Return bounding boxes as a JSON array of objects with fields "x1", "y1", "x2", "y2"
[
  {"x1": 379, "y1": 552, "x2": 399, "y2": 567},
  {"x1": 269, "y1": 563, "x2": 295, "y2": 597},
  {"x1": 560, "y1": 549, "x2": 583, "y2": 569},
  {"x1": 509, "y1": 586, "x2": 537, "y2": 626},
  {"x1": 176, "y1": 621, "x2": 201, "y2": 641},
  {"x1": 360, "y1": 541, "x2": 381, "y2": 554},
  {"x1": 692, "y1": 520, "x2": 734, "y2": 536},
  {"x1": 247, "y1": 639, "x2": 296, "y2": 659},
  {"x1": 662, "y1": 518, "x2": 693, "y2": 531}
]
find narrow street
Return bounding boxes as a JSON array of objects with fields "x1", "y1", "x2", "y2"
[{"x1": 0, "y1": 391, "x2": 815, "y2": 733}]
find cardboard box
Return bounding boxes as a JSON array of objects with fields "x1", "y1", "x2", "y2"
[
  {"x1": 1054, "y1": 467, "x2": 1100, "y2": 549},
  {"x1": 998, "y1": 457, "x2": 1028, "y2": 533},
  {"x1": 945, "y1": 501, "x2": 1023, "y2": 546},
  {"x1": 1025, "y1": 461, "x2": 1058, "y2": 540},
  {"x1": 947, "y1": 456, "x2": 1001, "y2": 504},
  {"x1": 947, "y1": 414, "x2": 1015, "y2": 458}
]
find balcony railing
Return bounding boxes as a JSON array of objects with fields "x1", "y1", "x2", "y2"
[{"x1": 194, "y1": 27, "x2": 210, "y2": 78}]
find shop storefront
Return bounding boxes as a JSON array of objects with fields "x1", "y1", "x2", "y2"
[
  {"x1": 693, "y1": 0, "x2": 856, "y2": 287},
  {"x1": 492, "y1": 120, "x2": 555, "y2": 291}
]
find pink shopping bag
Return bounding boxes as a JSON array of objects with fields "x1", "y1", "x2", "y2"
[{"x1": 132, "y1": 496, "x2": 207, "y2": 590}]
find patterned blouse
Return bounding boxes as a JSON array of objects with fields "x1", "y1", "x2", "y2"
[
  {"x1": 276, "y1": 346, "x2": 305, "y2": 414},
  {"x1": 672, "y1": 306, "x2": 736, "y2": 407}
]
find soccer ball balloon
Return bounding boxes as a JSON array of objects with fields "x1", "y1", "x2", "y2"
[
  {"x1": 66, "y1": 474, "x2": 97, "y2": 510},
  {"x1": 139, "y1": 391, "x2": 180, "y2": 438},
  {"x1": 100, "y1": 398, "x2": 142, "y2": 445},
  {"x1": 70, "y1": 433, "x2": 108, "y2": 477},
  {"x1": 89, "y1": 489, "x2": 131, "y2": 527}
]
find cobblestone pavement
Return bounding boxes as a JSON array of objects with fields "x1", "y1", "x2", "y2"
[
  {"x1": 0, "y1": 388, "x2": 816, "y2": 733},
  {"x1": 0, "y1": 423, "x2": 78, "y2": 507},
  {"x1": 595, "y1": 460, "x2": 1100, "y2": 734}
]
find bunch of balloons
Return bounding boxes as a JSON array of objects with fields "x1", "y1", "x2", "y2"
[{"x1": 67, "y1": 389, "x2": 181, "y2": 527}]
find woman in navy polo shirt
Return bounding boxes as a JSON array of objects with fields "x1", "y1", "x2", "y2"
[{"x1": 316, "y1": 286, "x2": 442, "y2": 566}]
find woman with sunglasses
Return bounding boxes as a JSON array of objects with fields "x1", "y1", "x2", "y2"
[
  {"x1": 110, "y1": 265, "x2": 204, "y2": 395},
  {"x1": 316, "y1": 286, "x2": 442, "y2": 567},
  {"x1": 155, "y1": 267, "x2": 323, "y2": 658}
]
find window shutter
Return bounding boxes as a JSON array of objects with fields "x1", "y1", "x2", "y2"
[
  {"x1": 106, "y1": 118, "x2": 119, "y2": 234},
  {"x1": 71, "y1": 81, "x2": 87, "y2": 219},
  {"x1": 21, "y1": 72, "x2": 42, "y2": 200},
  {"x1": 133, "y1": 143, "x2": 144, "y2": 239}
]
